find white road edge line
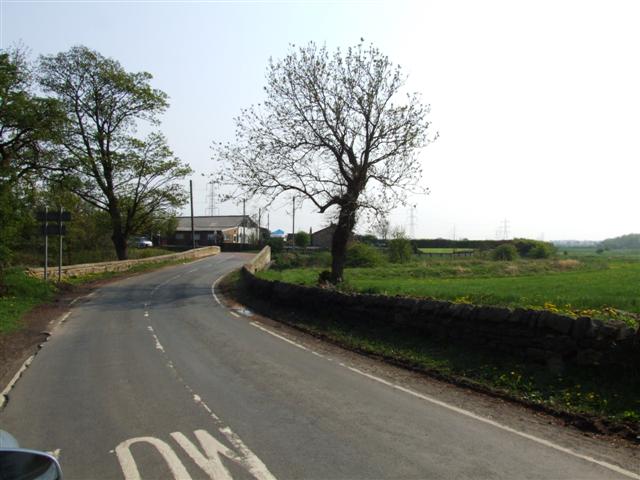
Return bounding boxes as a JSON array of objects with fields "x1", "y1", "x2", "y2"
[
  {"x1": 230, "y1": 311, "x2": 240, "y2": 318},
  {"x1": 249, "y1": 321, "x2": 640, "y2": 480},
  {"x1": 0, "y1": 355, "x2": 35, "y2": 409},
  {"x1": 250, "y1": 322, "x2": 310, "y2": 352},
  {"x1": 211, "y1": 276, "x2": 224, "y2": 306}
]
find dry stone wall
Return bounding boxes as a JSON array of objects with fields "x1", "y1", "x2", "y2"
[
  {"x1": 28, "y1": 246, "x2": 220, "y2": 280},
  {"x1": 241, "y1": 267, "x2": 639, "y2": 368}
]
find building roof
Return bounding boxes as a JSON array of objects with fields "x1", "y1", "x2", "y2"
[
  {"x1": 175, "y1": 215, "x2": 258, "y2": 231},
  {"x1": 311, "y1": 223, "x2": 336, "y2": 237}
]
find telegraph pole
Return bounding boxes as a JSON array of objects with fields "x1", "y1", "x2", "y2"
[
  {"x1": 258, "y1": 208, "x2": 262, "y2": 244},
  {"x1": 409, "y1": 204, "x2": 417, "y2": 239},
  {"x1": 242, "y1": 199, "x2": 246, "y2": 244},
  {"x1": 292, "y1": 197, "x2": 296, "y2": 246},
  {"x1": 190, "y1": 180, "x2": 195, "y2": 249}
]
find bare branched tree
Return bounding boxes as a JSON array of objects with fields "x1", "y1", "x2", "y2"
[{"x1": 216, "y1": 41, "x2": 436, "y2": 282}]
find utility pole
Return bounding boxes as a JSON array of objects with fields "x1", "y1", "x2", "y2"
[
  {"x1": 258, "y1": 208, "x2": 262, "y2": 244},
  {"x1": 267, "y1": 212, "x2": 270, "y2": 231},
  {"x1": 409, "y1": 204, "x2": 417, "y2": 239},
  {"x1": 190, "y1": 180, "x2": 195, "y2": 249},
  {"x1": 292, "y1": 196, "x2": 296, "y2": 246},
  {"x1": 242, "y1": 198, "x2": 246, "y2": 244}
]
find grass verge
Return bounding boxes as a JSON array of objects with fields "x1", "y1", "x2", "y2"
[
  {"x1": 0, "y1": 268, "x2": 57, "y2": 334},
  {"x1": 224, "y1": 270, "x2": 640, "y2": 441}
]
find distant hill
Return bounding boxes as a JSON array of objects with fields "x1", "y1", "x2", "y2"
[{"x1": 600, "y1": 233, "x2": 640, "y2": 250}]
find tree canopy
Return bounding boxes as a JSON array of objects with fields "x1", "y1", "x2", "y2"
[
  {"x1": 0, "y1": 47, "x2": 65, "y2": 282},
  {"x1": 39, "y1": 46, "x2": 191, "y2": 259},
  {"x1": 0, "y1": 48, "x2": 64, "y2": 182},
  {"x1": 216, "y1": 41, "x2": 435, "y2": 282}
]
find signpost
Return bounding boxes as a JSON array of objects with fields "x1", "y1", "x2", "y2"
[{"x1": 37, "y1": 208, "x2": 71, "y2": 281}]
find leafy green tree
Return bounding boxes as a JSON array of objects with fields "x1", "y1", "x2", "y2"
[
  {"x1": 294, "y1": 230, "x2": 310, "y2": 248},
  {"x1": 346, "y1": 242, "x2": 383, "y2": 267},
  {"x1": 38, "y1": 46, "x2": 192, "y2": 260},
  {"x1": 601, "y1": 233, "x2": 640, "y2": 250},
  {"x1": 492, "y1": 244, "x2": 518, "y2": 261},
  {"x1": 216, "y1": 41, "x2": 435, "y2": 283},
  {"x1": 266, "y1": 237, "x2": 284, "y2": 254},
  {"x1": 0, "y1": 48, "x2": 64, "y2": 181},
  {"x1": 0, "y1": 47, "x2": 64, "y2": 288},
  {"x1": 388, "y1": 237, "x2": 413, "y2": 263}
]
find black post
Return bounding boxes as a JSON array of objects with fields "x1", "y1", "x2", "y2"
[
  {"x1": 44, "y1": 206, "x2": 48, "y2": 281},
  {"x1": 58, "y1": 206, "x2": 63, "y2": 282},
  {"x1": 190, "y1": 179, "x2": 195, "y2": 249}
]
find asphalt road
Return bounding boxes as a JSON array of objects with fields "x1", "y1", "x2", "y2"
[{"x1": 0, "y1": 253, "x2": 637, "y2": 479}]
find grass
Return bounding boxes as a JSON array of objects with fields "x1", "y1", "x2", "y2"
[
  {"x1": 258, "y1": 255, "x2": 640, "y2": 327},
  {"x1": 0, "y1": 268, "x2": 57, "y2": 334},
  {"x1": 228, "y1": 272, "x2": 640, "y2": 427}
]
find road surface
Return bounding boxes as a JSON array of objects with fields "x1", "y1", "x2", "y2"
[{"x1": 0, "y1": 253, "x2": 637, "y2": 479}]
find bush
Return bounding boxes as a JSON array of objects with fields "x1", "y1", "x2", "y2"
[
  {"x1": 528, "y1": 243, "x2": 554, "y2": 259},
  {"x1": 346, "y1": 242, "x2": 384, "y2": 267},
  {"x1": 266, "y1": 237, "x2": 284, "y2": 254},
  {"x1": 294, "y1": 231, "x2": 310, "y2": 248},
  {"x1": 273, "y1": 250, "x2": 331, "y2": 270},
  {"x1": 388, "y1": 238, "x2": 413, "y2": 263},
  {"x1": 511, "y1": 238, "x2": 555, "y2": 258},
  {"x1": 492, "y1": 244, "x2": 518, "y2": 261}
]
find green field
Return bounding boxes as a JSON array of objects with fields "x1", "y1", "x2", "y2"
[{"x1": 258, "y1": 254, "x2": 640, "y2": 326}]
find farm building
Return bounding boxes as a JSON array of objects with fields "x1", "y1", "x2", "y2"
[
  {"x1": 170, "y1": 215, "x2": 260, "y2": 246},
  {"x1": 311, "y1": 224, "x2": 337, "y2": 249}
]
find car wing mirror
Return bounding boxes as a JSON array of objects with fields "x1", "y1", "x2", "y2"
[{"x1": 0, "y1": 448, "x2": 63, "y2": 480}]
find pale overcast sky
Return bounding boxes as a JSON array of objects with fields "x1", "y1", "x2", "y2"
[{"x1": 2, "y1": 0, "x2": 639, "y2": 240}]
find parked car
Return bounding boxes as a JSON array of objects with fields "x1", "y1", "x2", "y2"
[{"x1": 135, "y1": 237, "x2": 153, "y2": 248}]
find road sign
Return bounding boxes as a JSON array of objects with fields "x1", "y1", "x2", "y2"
[
  {"x1": 36, "y1": 211, "x2": 71, "y2": 222},
  {"x1": 42, "y1": 224, "x2": 67, "y2": 236}
]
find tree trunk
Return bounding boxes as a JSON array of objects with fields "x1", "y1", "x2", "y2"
[
  {"x1": 112, "y1": 229, "x2": 128, "y2": 260},
  {"x1": 330, "y1": 204, "x2": 357, "y2": 284}
]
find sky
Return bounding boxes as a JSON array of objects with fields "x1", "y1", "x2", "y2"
[{"x1": 2, "y1": 0, "x2": 639, "y2": 241}]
